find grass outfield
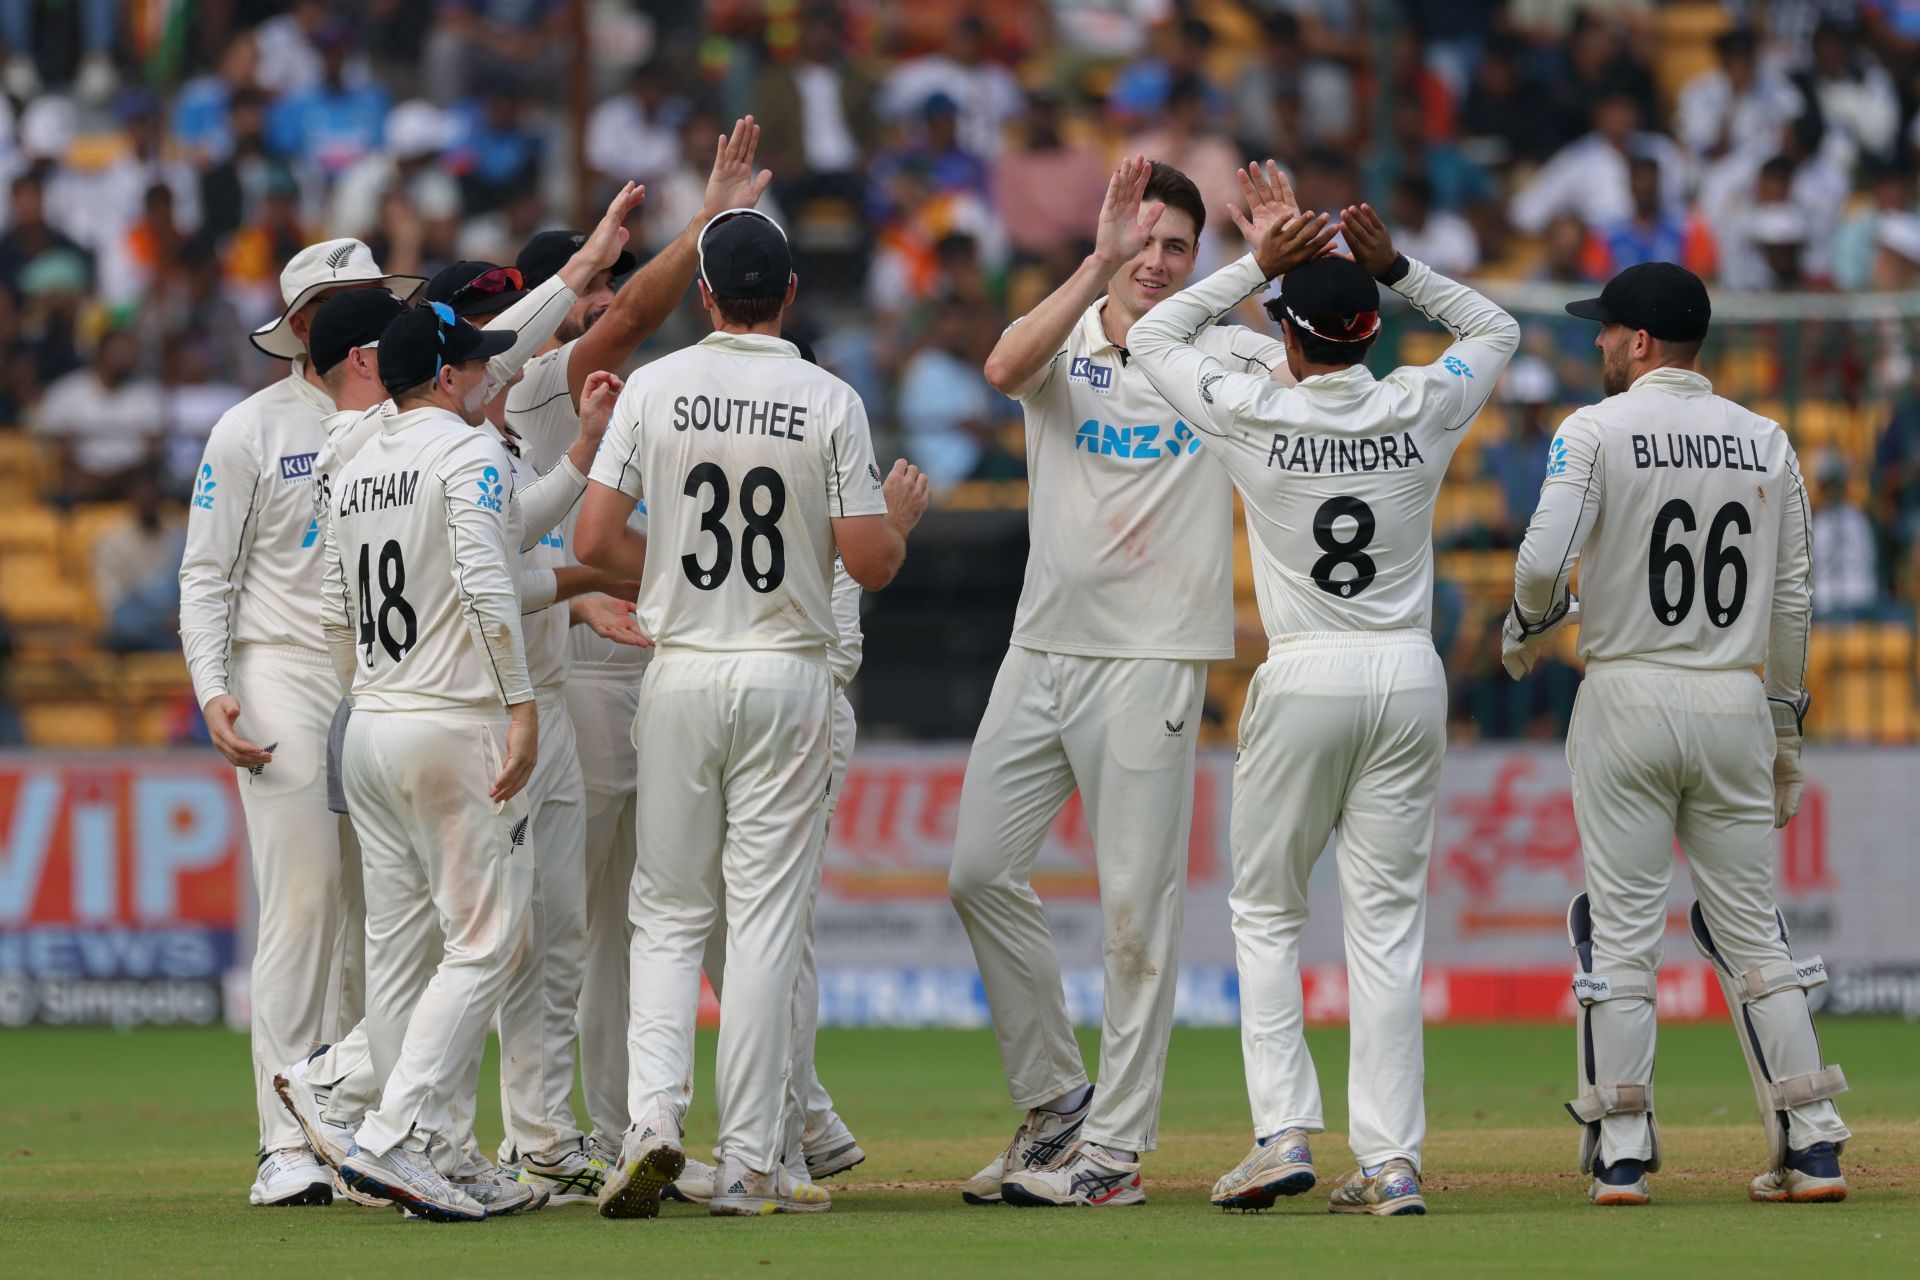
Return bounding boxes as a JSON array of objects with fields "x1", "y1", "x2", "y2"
[{"x1": 1, "y1": 1022, "x2": 1916, "y2": 1278}]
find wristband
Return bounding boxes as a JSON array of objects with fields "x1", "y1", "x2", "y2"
[{"x1": 1377, "y1": 254, "x2": 1411, "y2": 286}]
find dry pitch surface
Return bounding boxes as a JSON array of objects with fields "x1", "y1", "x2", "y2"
[{"x1": 1, "y1": 1022, "x2": 1916, "y2": 1278}]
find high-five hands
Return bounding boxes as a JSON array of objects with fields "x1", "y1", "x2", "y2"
[
  {"x1": 1340, "y1": 203, "x2": 1400, "y2": 279},
  {"x1": 1229, "y1": 160, "x2": 1300, "y2": 252},
  {"x1": 702, "y1": 115, "x2": 773, "y2": 219},
  {"x1": 1251, "y1": 210, "x2": 1340, "y2": 281},
  {"x1": 1093, "y1": 155, "x2": 1166, "y2": 270}
]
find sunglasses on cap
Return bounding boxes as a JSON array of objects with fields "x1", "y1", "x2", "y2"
[
  {"x1": 1263, "y1": 298, "x2": 1382, "y2": 344},
  {"x1": 697, "y1": 206, "x2": 788, "y2": 293},
  {"x1": 452, "y1": 265, "x2": 523, "y2": 308},
  {"x1": 427, "y1": 300, "x2": 456, "y2": 379}
]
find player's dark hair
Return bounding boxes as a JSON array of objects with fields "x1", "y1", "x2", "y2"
[
  {"x1": 712, "y1": 291, "x2": 785, "y2": 326},
  {"x1": 1142, "y1": 161, "x2": 1206, "y2": 242},
  {"x1": 1295, "y1": 327, "x2": 1377, "y2": 366}
]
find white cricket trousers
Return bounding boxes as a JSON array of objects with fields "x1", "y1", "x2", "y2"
[
  {"x1": 626, "y1": 648, "x2": 832, "y2": 1174},
  {"x1": 702, "y1": 687, "x2": 857, "y2": 1163},
  {"x1": 569, "y1": 666, "x2": 642, "y2": 1143},
  {"x1": 495, "y1": 685, "x2": 588, "y2": 1163},
  {"x1": 344, "y1": 708, "x2": 534, "y2": 1158},
  {"x1": 1230, "y1": 631, "x2": 1445, "y2": 1171},
  {"x1": 228, "y1": 642, "x2": 361, "y2": 1152},
  {"x1": 948, "y1": 646, "x2": 1206, "y2": 1155},
  {"x1": 1568, "y1": 661, "x2": 1850, "y2": 1164}
]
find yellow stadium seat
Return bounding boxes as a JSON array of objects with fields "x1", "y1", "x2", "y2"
[
  {"x1": 63, "y1": 503, "x2": 134, "y2": 577},
  {"x1": 0, "y1": 551, "x2": 97, "y2": 625},
  {"x1": 0, "y1": 505, "x2": 61, "y2": 554},
  {"x1": 22, "y1": 701, "x2": 121, "y2": 748}
]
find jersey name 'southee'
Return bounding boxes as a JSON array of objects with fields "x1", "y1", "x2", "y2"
[
  {"x1": 1267, "y1": 430, "x2": 1427, "y2": 474},
  {"x1": 671, "y1": 394, "x2": 809, "y2": 440},
  {"x1": 1630, "y1": 432, "x2": 1769, "y2": 473},
  {"x1": 336, "y1": 469, "x2": 421, "y2": 516}
]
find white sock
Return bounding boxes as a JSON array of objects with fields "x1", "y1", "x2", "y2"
[{"x1": 1038, "y1": 1084, "x2": 1093, "y2": 1115}]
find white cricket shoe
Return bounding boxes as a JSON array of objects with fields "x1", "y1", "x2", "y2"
[
  {"x1": 249, "y1": 1146, "x2": 333, "y2": 1207},
  {"x1": 518, "y1": 1143, "x2": 605, "y2": 1205},
  {"x1": 597, "y1": 1100, "x2": 685, "y2": 1220},
  {"x1": 331, "y1": 1169, "x2": 392, "y2": 1208},
  {"x1": 665, "y1": 1157, "x2": 717, "y2": 1205},
  {"x1": 273, "y1": 1052, "x2": 357, "y2": 1170},
  {"x1": 708, "y1": 1154, "x2": 832, "y2": 1216},
  {"x1": 803, "y1": 1113, "x2": 866, "y2": 1181},
  {"x1": 1211, "y1": 1130, "x2": 1317, "y2": 1211},
  {"x1": 1750, "y1": 1142, "x2": 1848, "y2": 1203},
  {"x1": 1328, "y1": 1159, "x2": 1427, "y2": 1216},
  {"x1": 453, "y1": 1167, "x2": 547, "y2": 1216},
  {"x1": 585, "y1": 1129, "x2": 621, "y2": 1171},
  {"x1": 960, "y1": 1090, "x2": 1093, "y2": 1205},
  {"x1": 1001, "y1": 1141, "x2": 1144, "y2": 1208},
  {"x1": 338, "y1": 1143, "x2": 486, "y2": 1222}
]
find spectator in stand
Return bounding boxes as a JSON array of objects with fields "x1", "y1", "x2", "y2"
[
  {"x1": 1107, "y1": 16, "x2": 1228, "y2": 130},
  {"x1": 1582, "y1": 155, "x2": 1717, "y2": 280},
  {"x1": 158, "y1": 334, "x2": 247, "y2": 488},
  {"x1": 1459, "y1": 36, "x2": 1559, "y2": 167},
  {"x1": 1390, "y1": 175, "x2": 1479, "y2": 276},
  {"x1": 1123, "y1": 77, "x2": 1240, "y2": 260},
  {"x1": 869, "y1": 93, "x2": 991, "y2": 225},
  {"x1": 1538, "y1": 9, "x2": 1659, "y2": 152},
  {"x1": 584, "y1": 61, "x2": 687, "y2": 194},
  {"x1": 994, "y1": 92, "x2": 1106, "y2": 266},
  {"x1": 1793, "y1": 19, "x2": 1901, "y2": 165},
  {"x1": 100, "y1": 182, "x2": 188, "y2": 309},
  {"x1": 1832, "y1": 160, "x2": 1920, "y2": 289},
  {"x1": 878, "y1": 15, "x2": 1024, "y2": 159},
  {"x1": 0, "y1": 172, "x2": 91, "y2": 298},
  {"x1": 198, "y1": 89, "x2": 289, "y2": 243},
  {"x1": 135, "y1": 238, "x2": 255, "y2": 392},
  {"x1": 15, "y1": 248, "x2": 88, "y2": 394},
  {"x1": 754, "y1": 4, "x2": 878, "y2": 201},
  {"x1": 172, "y1": 32, "x2": 260, "y2": 167},
  {"x1": 327, "y1": 99, "x2": 458, "y2": 241},
  {"x1": 1675, "y1": 27, "x2": 1803, "y2": 167},
  {"x1": 92, "y1": 470, "x2": 188, "y2": 652},
  {"x1": 1809, "y1": 451, "x2": 1883, "y2": 618},
  {"x1": 223, "y1": 167, "x2": 309, "y2": 316},
  {"x1": 1233, "y1": 9, "x2": 1355, "y2": 154},
  {"x1": 0, "y1": 0, "x2": 117, "y2": 102},
  {"x1": 422, "y1": 0, "x2": 568, "y2": 105},
  {"x1": 1718, "y1": 155, "x2": 1818, "y2": 289},
  {"x1": 1875, "y1": 380, "x2": 1920, "y2": 597},
  {"x1": 898, "y1": 300, "x2": 1016, "y2": 488},
  {"x1": 31, "y1": 326, "x2": 165, "y2": 503},
  {"x1": 1364, "y1": 96, "x2": 1490, "y2": 218},
  {"x1": 252, "y1": 0, "x2": 330, "y2": 96},
  {"x1": 1480, "y1": 354, "x2": 1559, "y2": 548},
  {"x1": 1509, "y1": 92, "x2": 1684, "y2": 236},
  {"x1": 866, "y1": 160, "x2": 1006, "y2": 319},
  {"x1": 47, "y1": 91, "x2": 201, "y2": 261},
  {"x1": 444, "y1": 79, "x2": 543, "y2": 215},
  {"x1": 265, "y1": 22, "x2": 390, "y2": 182}
]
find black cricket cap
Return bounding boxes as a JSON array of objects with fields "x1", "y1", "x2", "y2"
[
  {"x1": 310, "y1": 289, "x2": 409, "y2": 375},
  {"x1": 1566, "y1": 261, "x2": 1710, "y2": 342},
  {"x1": 1265, "y1": 255, "x2": 1382, "y2": 344},
  {"x1": 426, "y1": 260, "x2": 528, "y2": 317},
  {"x1": 377, "y1": 301, "x2": 516, "y2": 394},
  {"x1": 698, "y1": 208, "x2": 793, "y2": 300},
  {"x1": 514, "y1": 229, "x2": 637, "y2": 290}
]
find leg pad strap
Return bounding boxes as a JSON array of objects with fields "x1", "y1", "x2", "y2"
[
  {"x1": 1769, "y1": 1064, "x2": 1847, "y2": 1110},
  {"x1": 1735, "y1": 955, "x2": 1827, "y2": 1002},
  {"x1": 1571, "y1": 968, "x2": 1656, "y2": 1005},
  {"x1": 1566, "y1": 1082, "x2": 1653, "y2": 1125}
]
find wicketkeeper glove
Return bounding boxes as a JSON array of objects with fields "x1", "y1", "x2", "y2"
[
  {"x1": 1768, "y1": 691, "x2": 1810, "y2": 828},
  {"x1": 1501, "y1": 594, "x2": 1580, "y2": 680}
]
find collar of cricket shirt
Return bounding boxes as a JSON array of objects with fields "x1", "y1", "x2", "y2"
[
  {"x1": 1629, "y1": 366, "x2": 1714, "y2": 396},
  {"x1": 699, "y1": 331, "x2": 799, "y2": 357},
  {"x1": 287, "y1": 356, "x2": 336, "y2": 413},
  {"x1": 1295, "y1": 363, "x2": 1376, "y2": 394}
]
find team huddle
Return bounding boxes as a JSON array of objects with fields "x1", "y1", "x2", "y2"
[{"x1": 180, "y1": 122, "x2": 1850, "y2": 1223}]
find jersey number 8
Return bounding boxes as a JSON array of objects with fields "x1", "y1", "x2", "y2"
[
  {"x1": 682, "y1": 463, "x2": 788, "y2": 593},
  {"x1": 1311, "y1": 495, "x2": 1379, "y2": 598}
]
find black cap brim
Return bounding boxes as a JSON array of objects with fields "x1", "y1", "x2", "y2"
[
  {"x1": 463, "y1": 329, "x2": 517, "y2": 363},
  {"x1": 1565, "y1": 297, "x2": 1614, "y2": 324},
  {"x1": 451, "y1": 288, "x2": 530, "y2": 319}
]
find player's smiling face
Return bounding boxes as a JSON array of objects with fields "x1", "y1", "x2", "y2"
[
  {"x1": 1111, "y1": 208, "x2": 1198, "y2": 321},
  {"x1": 560, "y1": 267, "x2": 617, "y2": 343}
]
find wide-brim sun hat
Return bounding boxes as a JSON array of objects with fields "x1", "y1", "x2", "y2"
[{"x1": 249, "y1": 238, "x2": 427, "y2": 359}]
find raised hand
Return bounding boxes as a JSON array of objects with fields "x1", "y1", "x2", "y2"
[
  {"x1": 703, "y1": 115, "x2": 773, "y2": 220},
  {"x1": 1093, "y1": 155, "x2": 1166, "y2": 270},
  {"x1": 1253, "y1": 210, "x2": 1340, "y2": 280},
  {"x1": 1229, "y1": 160, "x2": 1299, "y2": 252},
  {"x1": 1341, "y1": 203, "x2": 1398, "y2": 278},
  {"x1": 577, "y1": 181, "x2": 645, "y2": 274}
]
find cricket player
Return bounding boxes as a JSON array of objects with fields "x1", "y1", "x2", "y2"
[
  {"x1": 948, "y1": 157, "x2": 1290, "y2": 1208},
  {"x1": 1507, "y1": 261, "x2": 1850, "y2": 1206},
  {"x1": 1129, "y1": 181, "x2": 1521, "y2": 1215},
  {"x1": 576, "y1": 208, "x2": 924, "y2": 1218},
  {"x1": 178, "y1": 238, "x2": 423, "y2": 1207}
]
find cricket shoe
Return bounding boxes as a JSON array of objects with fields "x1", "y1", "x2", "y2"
[
  {"x1": 597, "y1": 1101, "x2": 685, "y2": 1220},
  {"x1": 338, "y1": 1143, "x2": 485, "y2": 1222},
  {"x1": 709, "y1": 1155, "x2": 832, "y2": 1216},
  {"x1": 1328, "y1": 1160, "x2": 1427, "y2": 1216},
  {"x1": 517, "y1": 1143, "x2": 605, "y2": 1205},
  {"x1": 273, "y1": 1048, "x2": 357, "y2": 1171},
  {"x1": 1750, "y1": 1142, "x2": 1848, "y2": 1204},
  {"x1": 1001, "y1": 1142, "x2": 1144, "y2": 1208},
  {"x1": 1211, "y1": 1130, "x2": 1317, "y2": 1211},
  {"x1": 960, "y1": 1088, "x2": 1093, "y2": 1205},
  {"x1": 585, "y1": 1129, "x2": 621, "y2": 1171},
  {"x1": 249, "y1": 1146, "x2": 333, "y2": 1207},
  {"x1": 452, "y1": 1167, "x2": 547, "y2": 1216},
  {"x1": 332, "y1": 1169, "x2": 392, "y2": 1208},
  {"x1": 664, "y1": 1157, "x2": 717, "y2": 1205},
  {"x1": 803, "y1": 1113, "x2": 866, "y2": 1181},
  {"x1": 1590, "y1": 1156, "x2": 1651, "y2": 1207}
]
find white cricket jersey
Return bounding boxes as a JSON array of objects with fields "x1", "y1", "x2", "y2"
[
  {"x1": 588, "y1": 331, "x2": 886, "y2": 655},
  {"x1": 1514, "y1": 367, "x2": 1813, "y2": 696},
  {"x1": 321, "y1": 406, "x2": 533, "y2": 713},
  {"x1": 179, "y1": 362, "x2": 336, "y2": 705},
  {"x1": 1129, "y1": 254, "x2": 1519, "y2": 639},
  {"x1": 1007, "y1": 298, "x2": 1289, "y2": 661}
]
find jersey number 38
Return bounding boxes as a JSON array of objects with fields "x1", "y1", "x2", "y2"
[{"x1": 682, "y1": 463, "x2": 788, "y2": 593}]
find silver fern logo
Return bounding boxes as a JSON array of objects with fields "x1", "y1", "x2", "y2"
[{"x1": 325, "y1": 243, "x2": 356, "y2": 270}]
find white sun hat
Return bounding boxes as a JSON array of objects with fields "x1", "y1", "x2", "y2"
[{"x1": 249, "y1": 238, "x2": 427, "y2": 359}]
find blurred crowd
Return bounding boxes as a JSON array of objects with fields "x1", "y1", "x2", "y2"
[{"x1": 2, "y1": 0, "x2": 1920, "y2": 739}]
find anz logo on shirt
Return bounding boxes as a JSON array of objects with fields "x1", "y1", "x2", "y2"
[
  {"x1": 476, "y1": 466, "x2": 505, "y2": 513},
  {"x1": 1074, "y1": 419, "x2": 1202, "y2": 461},
  {"x1": 1545, "y1": 436, "x2": 1569, "y2": 477},
  {"x1": 538, "y1": 530, "x2": 564, "y2": 550},
  {"x1": 191, "y1": 463, "x2": 217, "y2": 510}
]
